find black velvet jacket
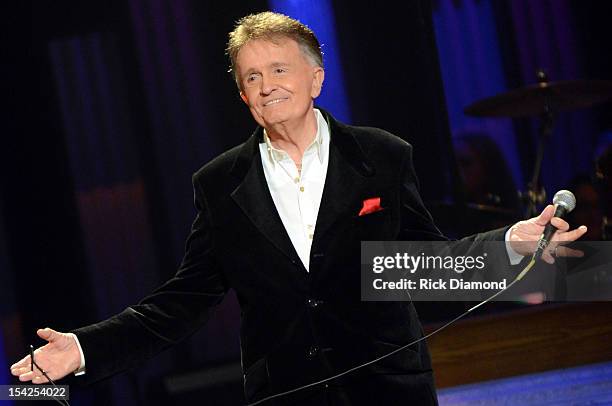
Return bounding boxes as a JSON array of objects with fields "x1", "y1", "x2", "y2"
[{"x1": 73, "y1": 110, "x2": 508, "y2": 405}]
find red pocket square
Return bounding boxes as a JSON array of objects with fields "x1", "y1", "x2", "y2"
[{"x1": 358, "y1": 197, "x2": 383, "y2": 216}]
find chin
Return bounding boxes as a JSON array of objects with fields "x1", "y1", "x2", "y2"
[{"x1": 262, "y1": 112, "x2": 291, "y2": 126}]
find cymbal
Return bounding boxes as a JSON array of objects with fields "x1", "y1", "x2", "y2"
[
  {"x1": 429, "y1": 201, "x2": 517, "y2": 218},
  {"x1": 464, "y1": 80, "x2": 612, "y2": 117},
  {"x1": 428, "y1": 201, "x2": 519, "y2": 235}
]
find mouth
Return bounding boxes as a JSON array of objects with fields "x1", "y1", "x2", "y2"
[{"x1": 263, "y1": 98, "x2": 288, "y2": 106}]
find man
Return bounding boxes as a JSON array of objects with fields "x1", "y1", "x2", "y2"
[{"x1": 11, "y1": 12, "x2": 586, "y2": 405}]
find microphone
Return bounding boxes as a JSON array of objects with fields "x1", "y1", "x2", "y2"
[{"x1": 533, "y1": 190, "x2": 576, "y2": 260}]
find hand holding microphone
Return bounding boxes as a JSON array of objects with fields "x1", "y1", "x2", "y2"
[
  {"x1": 509, "y1": 190, "x2": 588, "y2": 263},
  {"x1": 533, "y1": 190, "x2": 578, "y2": 261}
]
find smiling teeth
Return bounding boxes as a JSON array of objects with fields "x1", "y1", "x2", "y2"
[{"x1": 265, "y1": 99, "x2": 285, "y2": 106}]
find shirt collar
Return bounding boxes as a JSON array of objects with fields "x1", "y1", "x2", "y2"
[{"x1": 262, "y1": 108, "x2": 328, "y2": 166}]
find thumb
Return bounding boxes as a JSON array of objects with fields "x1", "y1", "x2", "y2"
[
  {"x1": 535, "y1": 205, "x2": 555, "y2": 226},
  {"x1": 37, "y1": 328, "x2": 58, "y2": 342}
]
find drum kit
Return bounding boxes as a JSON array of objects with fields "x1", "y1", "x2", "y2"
[{"x1": 432, "y1": 71, "x2": 612, "y2": 236}]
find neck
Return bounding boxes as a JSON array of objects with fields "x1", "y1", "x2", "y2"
[{"x1": 266, "y1": 108, "x2": 318, "y2": 165}]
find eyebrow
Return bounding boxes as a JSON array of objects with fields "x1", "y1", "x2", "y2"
[{"x1": 242, "y1": 62, "x2": 290, "y2": 77}]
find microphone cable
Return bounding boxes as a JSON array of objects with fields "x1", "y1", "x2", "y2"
[
  {"x1": 247, "y1": 258, "x2": 537, "y2": 406},
  {"x1": 29, "y1": 344, "x2": 71, "y2": 406}
]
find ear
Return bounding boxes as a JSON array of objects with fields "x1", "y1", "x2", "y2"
[
  {"x1": 311, "y1": 67, "x2": 325, "y2": 98},
  {"x1": 240, "y1": 91, "x2": 249, "y2": 105}
]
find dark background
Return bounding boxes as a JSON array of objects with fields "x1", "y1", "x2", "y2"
[{"x1": 2, "y1": 0, "x2": 611, "y2": 404}]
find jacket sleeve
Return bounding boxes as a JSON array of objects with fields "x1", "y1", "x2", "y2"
[
  {"x1": 396, "y1": 143, "x2": 447, "y2": 241},
  {"x1": 72, "y1": 174, "x2": 228, "y2": 384},
  {"x1": 395, "y1": 141, "x2": 514, "y2": 283},
  {"x1": 397, "y1": 141, "x2": 508, "y2": 242}
]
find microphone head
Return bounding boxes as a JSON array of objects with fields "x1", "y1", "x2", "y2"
[{"x1": 553, "y1": 190, "x2": 576, "y2": 213}]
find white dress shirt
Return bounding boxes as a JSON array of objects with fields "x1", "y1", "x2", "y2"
[{"x1": 258, "y1": 108, "x2": 330, "y2": 271}]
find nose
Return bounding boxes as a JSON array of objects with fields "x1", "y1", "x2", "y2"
[{"x1": 260, "y1": 74, "x2": 277, "y2": 96}]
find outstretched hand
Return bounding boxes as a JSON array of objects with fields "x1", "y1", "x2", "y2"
[
  {"x1": 508, "y1": 204, "x2": 587, "y2": 264},
  {"x1": 10, "y1": 328, "x2": 81, "y2": 384}
]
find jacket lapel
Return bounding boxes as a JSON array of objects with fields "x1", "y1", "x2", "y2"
[
  {"x1": 230, "y1": 128, "x2": 304, "y2": 270},
  {"x1": 313, "y1": 110, "x2": 376, "y2": 245},
  {"x1": 229, "y1": 111, "x2": 375, "y2": 269}
]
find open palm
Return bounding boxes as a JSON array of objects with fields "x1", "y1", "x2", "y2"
[{"x1": 10, "y1": 328, "x2": 81, "y2": 384}]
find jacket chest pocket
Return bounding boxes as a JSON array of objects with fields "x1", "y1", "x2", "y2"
[{"x1": 353, "y1": 209, "x2": 393, "y2": 241}]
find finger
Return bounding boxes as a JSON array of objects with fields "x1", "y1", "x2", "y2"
[
  {"x1": 550, "y1": 217, "x2": 570, "y2": 232},
  {"x1": 10, "y1": 355, "x2": 30, "y2": 370},
  {"x1": 37, "y1": 328, "x2": 58, "y2": 342},
  {"x1": 535, "y1": 205, "x2": 555, "y2": 227},
  {"x1": 18, "y1": 370, "x2": 36, "y2": 382},
  {"x1": 32, "y1": 374, "x2": 51, "y2": 385},
  {"x1": 555, "y1": 226, "x2": 588, "y2": 242},
  {"x1": 11, "y1": 366, "x2": 29, "y2": 376},
  {"x1": 542, "y1": 249, "x2": 555, "y2": 264},
  {"x1": 556, "y1": 246, "x2": 584, "y2": 258}
]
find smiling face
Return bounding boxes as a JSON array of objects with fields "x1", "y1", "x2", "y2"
[{"x1": 236, "y1": 37, "x2": 324, "y2": 133}]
